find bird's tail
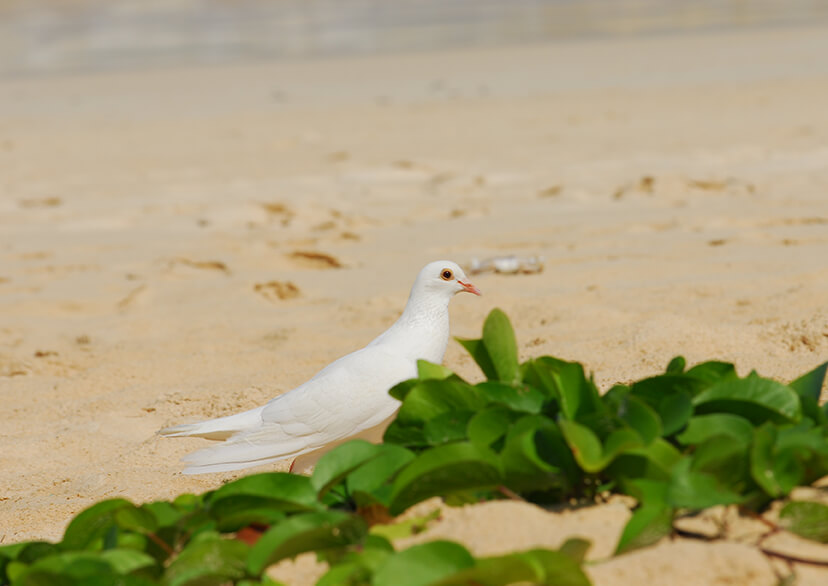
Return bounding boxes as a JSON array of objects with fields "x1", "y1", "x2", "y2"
[{"x1": 158, "y1": 406, "x2": 264, "y2": 441}]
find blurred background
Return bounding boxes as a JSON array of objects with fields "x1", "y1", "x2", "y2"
[{"x1": 3, "y1": 0, "x2": 828, "y2": 76}]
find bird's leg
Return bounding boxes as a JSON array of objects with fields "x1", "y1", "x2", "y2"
[{"x1": 289, "y1": 459, "x2": 296, "y2": 473}]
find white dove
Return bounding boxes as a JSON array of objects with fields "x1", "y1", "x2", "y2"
[{"x1": 159, "y1": 260, "x2": 481, "y2": 474}]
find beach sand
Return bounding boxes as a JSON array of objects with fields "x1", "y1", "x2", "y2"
[{"x1": 2, "y1": 24, "x2": 827, "y2": 584}]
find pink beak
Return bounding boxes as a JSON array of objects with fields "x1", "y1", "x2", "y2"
[{"x1": 458, "y1": 279, "x2": 482, "y2": 296}]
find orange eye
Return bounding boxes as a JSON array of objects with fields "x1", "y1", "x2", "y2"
[{"x1": 441, "y1": 269, "x2": 453, "y2": 280}]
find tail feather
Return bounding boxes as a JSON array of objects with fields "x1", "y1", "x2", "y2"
[
  {"x1": 158, "y1": 406, "x2": 265, "y2": 441},
  {"x1": 179, "y1": 429, "x2": 315, "y2": 474}
]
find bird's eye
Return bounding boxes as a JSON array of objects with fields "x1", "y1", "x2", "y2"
[{"x1": 441, "y1": 269, "x2": 453, "y2": 280}]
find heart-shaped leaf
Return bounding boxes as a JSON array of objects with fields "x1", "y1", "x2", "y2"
[
  {"x1": 311, "y1": 440, "x2": 384, "y2": 497},
  {"x1": 676, "y1": 413, "x2": 754, "y2": 446},
  {"x1": 167, "y1": 534, "x2": 249, "y2": 586},
  {"x1": 372, "y1": 541, "x2": 475, "y2": 586},
  {"x1": 433, "y1": 548, "x2": 592, "y2": 586},
  {"x1": 62, "y1": 499, "x2": 135, "y2": 551},
  {"x1": 248, "y1": 511, "x2": 366, "y2": 574},
  {"x1": 389, "y1": 443, "x2": 502, "y2": 515},
  {"x1": 693, "y1": 372, "x2": 801, "y2": 424}
]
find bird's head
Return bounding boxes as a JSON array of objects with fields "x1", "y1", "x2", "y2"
[{"x1": 416, "y1": 260, "x2": 482, "y2": 298}]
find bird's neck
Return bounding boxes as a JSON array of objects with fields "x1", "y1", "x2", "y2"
[
  {"x1": 397, "y1": 289, "x2": 451, "y2": 328},
  {"x1": 372, "y1": 290, "x2": 451, "y2": 363}
]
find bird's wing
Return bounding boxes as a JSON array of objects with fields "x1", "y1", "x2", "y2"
[{"x1": 180, "y1": 346, "x2": 414, "y2": 474}]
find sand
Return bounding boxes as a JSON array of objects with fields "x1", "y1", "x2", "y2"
[{"x1": 2, "y1": 23, "x2": 828, "y2": 584}]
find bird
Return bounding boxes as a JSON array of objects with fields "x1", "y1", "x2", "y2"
[{"x1": 159, "y1": 260, "x2": 481, "y2": 475}]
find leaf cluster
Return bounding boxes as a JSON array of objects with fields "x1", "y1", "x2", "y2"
[
  {"x1": 3, "y1": 308, "x2": 827, "y2": 585},
  {"x1": 383, "y1": 309, "x2": 828, "y2": 553},
  {"x1": 0, "y1": 468, "x2": 590, "y2": 586}
]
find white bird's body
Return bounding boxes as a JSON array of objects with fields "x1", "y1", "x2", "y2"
[{"x1": 160, "y1": 260, "x2": 480, "y2": 474}]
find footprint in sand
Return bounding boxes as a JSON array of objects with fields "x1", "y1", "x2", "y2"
[
  {"x1": 287, "y1": 251, "x2": 342, "y2": 269},
  {"x1": 171, "y1": 258, "x2": 230, "y2": 274},
  {"x1": 254, "y1": 281, "x2": 301, "y2": 302},
  {"x1": 261, "y1": 202, "x2": 294, "y2": 226}
]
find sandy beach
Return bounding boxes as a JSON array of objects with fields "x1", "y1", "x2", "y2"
[{"x1": 2, "y1": 22, "x2": 828, "y2": 584}]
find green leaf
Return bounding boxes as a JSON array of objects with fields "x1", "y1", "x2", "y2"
[
  {"x1": 372, "y1": 541, "x2": 475, "y2": 586},
  {"x1": 98, "y1": 549, "x2": 156, "y2": 575},
  {"x1": 316, "y1": 561, "x2": 371, "y2": 586},
  {"x1": 558, "y1": 538, "x2": 592, "y2": 563},
  {"x1": 389, "y1": 443, "x2": 502, "y2": 516},
  {"x1": 115, "y1": 506, "x2": 158, "y2": 534},
  {"x1": 779, "y1": 501, "x2": 828, "y2": 543},
  {"x1": 0, "y1": 542, "x2": 27, "y2": 565},
  {"x1": 417, "y1": 360, "x2": 456, "y2": 381},
  {"x1": 206, "y1": 474, "x2": 319, "y2": 532},
  {"x1": 212, "y1": 503, "x2": 287, "y2": 534},
  {"x1": 615, "y1": 503, "x2": 674, "y2": 555},
  {"x1": 693, "y1": 372, "x2": 801, "y2": 424},
  {"x1": 667, "y1": 457, "x2": 745, "y2": 509},
  {"x1": 531, "y1": 357, "x2": 603, "y2": 422},
  {"x1": 10, "y1": 542, "x2": 60, "y2": 564},
  {"x1": 388, "y1": 379, "x2": 419, "y2": 402},
  {"x1": 172, "y1": 493, "x2": 201, "y2": 511},
  {"x1": 424, "y1": 411, "x2": 475, "y2": 445},
  {"x1": 627, "y1": 375, "x2": 697, "y2": 438},
  {"x1": 789, "y1": 362, "x2": 828, "y2": 425},
  {"x1": 609, "y1": 439, "x2": 682, "y2": 485},
  {"x1": 749, "y1": 423, "x2": 823, "y2": 498},
  {"x1": 247, "y1": 512, "x2": 366, "y2": 574},
  {"x1": 666, "y1": 356, "x2": 686, "y2": 374},
  {"x1": 0, "y1": 542, "x2": 25, "y2": 582},
  {"x1": 618, "y1": 396, "x2": 662, "y2": 444},
  {"x1": 115, "y1": 533, "x2": 148, "y2": 553},
  {"x1": 5, "y1": 560, "x2": 29, "y2": 584},
  {"x1": 166, "y1": 535, "x2": 249, "y2": 586},
  {"x1": 789, "y1": 361, "x2": 828, "y2": 402},
  {"x1": 500, "y1": 416, "x2": 577, "y2": 494},
  {"x1": 685, "y1": 361, "x2": 737, "y2": 384},
  {"x1": 12, "y1": 550, "x2": 156, "y2": 585},
  {"x1": 396, "y1": 380, "x2": 488, "y2": 426},
  {"x1": 142, "y1": 501, "x2": 186, "y2": 529},
  {"x1": 656, "y1": 391, "x2": 694, "y2": 437},
  {"x1": 382, "y1": 420, "x2": 427, "y2": 449},
  {"x1": 797, "y1": 394, "x2": 827, "y2": 426},
  {"x1": 346, "y1": 445, "x2": 416, "y2": 507},
  {"x1": 692, "y1": 437, "x2": 754, "y2": 494},
  {"x1": 559, "y1": 421, "x2": 642, "y2": 473},
  {"x1": 311, "y1": 440, "x2": 384, "y2": 497},
  {"x1": 631, "y1": 373, "x2": 708, "y2": 399},
  {"x1": 456, "y1": 338, "x2": 497, "y2": 381},
  {"x1": 369, "y1": 509, "x2": 441, "y2": 541},
  {"x1": 475, "y1": 381, "x2": 546, "y2": 414},
  {"x1": 676, "y1": 414, "x2": 754, "y2": 446},
  {"x1": 776, "y1": 421, "x2": 828, "y2": 454},
  {"x1": 434, "y1": 549, "x2": 592, "y2": 586},
  {"x1": 481, "y1": 308, "x2": 521, "y2": 384},
  {"x1": 317, "y1": 534, "x2": 393, "y2": 585},
  {"x1": 61, "y1": 499, "x2": 134, "y2": 550},
  {"x1": 208, "y1": 473, "x2": 318, "y2": 512},
  {"x1": 467, "y1": 407, "x2": 522, "y2": 450}
]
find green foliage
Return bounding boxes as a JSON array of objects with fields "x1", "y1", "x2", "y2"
[
  {"x1": 4, "y1": 309, "x2": 828, "y2": 586},
  {"x1": 323, "y1": 540, "x2": 592, "y2": 586},
  {"x1": 778, "y1": 501, "x2": 828, "y2": 543}
]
